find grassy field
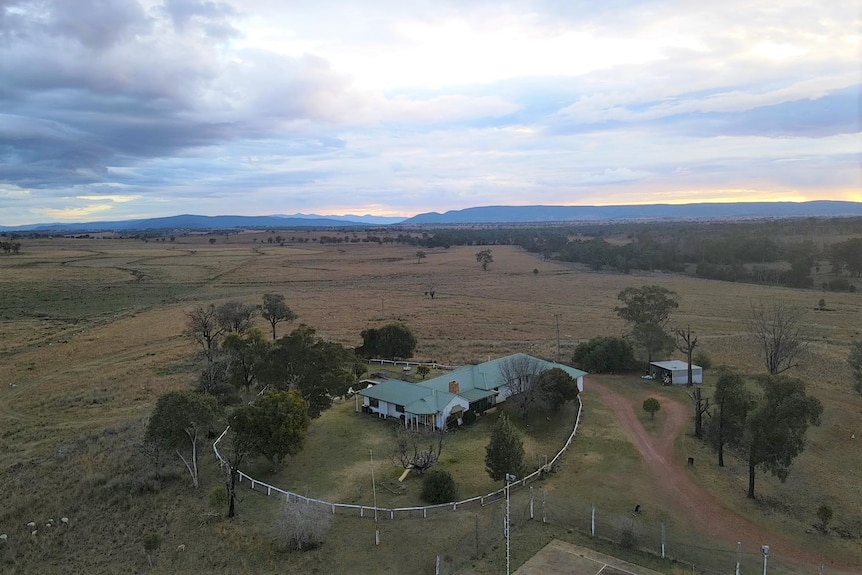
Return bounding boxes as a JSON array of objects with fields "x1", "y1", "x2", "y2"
[{"x1": 0, "y1": 234, "x2": 860, "y2": 573}]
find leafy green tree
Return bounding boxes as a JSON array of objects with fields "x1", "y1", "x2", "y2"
[
  {"x1": 848, "y1": 342, "x2": 862, "y2": 395},
  {"x1": 248, "y1": 390, "x2": 311, "y2": 472},
  {"x1": 260, "y1": 325, "x2": 356, "y2": 417},
  {"x1": 534, "y1": 368, "x2": 579, "y2": 413},
  {"x1": 706, "y1": 369, "x2": 751, "y2": 466},
  {"x1": 416, "y1": 365, "x2": 430, "y2": 379},
  {"x1": 571, "y1": 336, "x2": 637, "y2": 373},
  {"x1": 475, "y1": 249, "x2": 493, "y2": 271},
  {"x1": 415, "y1": 250, "x2": 427, "y2": 264},
  {"x1": 357, "y1": 323, "x2": 417, "y2": 360},
  {"x1": 615, "y1": 286, "x2": 679, "y2": 363},
  {"x1": 485, "y1": 414, "x2": 525, "y2": 482},
  {"x1": 261, "y1": 293, "x2": 297, "y2": 340},
  {"x1": 223, "y1": 328, "x2": 271, "y2": 392},
  {"x1": 421, "y1": 470, "x2": 457, "y2": 504},
  {"x1": 744, "y1": 376, "x2": 822, "y2": 499},
  {"x1": 630, "y1": 322, "x2": 675, "y2": 364},
  {"x1": 145, "y1": 391, "x2": 221, "y2": 488}
]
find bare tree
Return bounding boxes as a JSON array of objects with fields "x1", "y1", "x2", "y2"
[
  {"x1": 187, "y1": 304, "x2": 226, "y2": 390},
  {"x1": 499, "y1": 355, "x2": 544, "y2": 418},
  {"x1": 187, "y1": 304, "x2": 225, "y2": 354},
  {"x1": 276, "y1": 500, "x2": 332, "y2": 551},
  {"x1": 747, "y1": 301, "x2": 808, "y2": 375},
  {"x1": 392, "y1": 427, "x2": 444, "y2": 474},
  {"x1": 675, "y1": 325, "x2": 707, "y2": 439},
  {"x1": 216, "y1": 300, "x2": 257, "y2": 334}
]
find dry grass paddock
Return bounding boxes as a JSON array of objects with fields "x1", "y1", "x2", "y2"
[{"x1": 0, "y1": 235, "x2": 860, "y2": 573}]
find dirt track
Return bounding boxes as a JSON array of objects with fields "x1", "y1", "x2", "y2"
[{"x1": 588, "y1": 378, "x2": 855, "y2": 574}]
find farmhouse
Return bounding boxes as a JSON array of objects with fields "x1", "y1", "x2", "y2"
[
  {"x1": 649, "y1": 360, "x2": 702, "y2": 385},
  {"x1": 356, "y1": 353, "x2": 587, "y2": 430}
]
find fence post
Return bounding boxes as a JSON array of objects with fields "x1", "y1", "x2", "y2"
[
  {"x1": 661, "y1": 522, "x2": 666, "y2": 559},
  {"x1": 542, "y1": 490, "x2": 546, "y2": 523},
  {"x1": 591, "y1": 505, "x2": 596, "y2": 537},
  {"x1": 736, "y1": 542, "x2": 741, "y2": 575},
  {"x1": 529, "y1": 487, "x2": 534, "y2": 520},
  {"x1": 435, "y1": 554, "x2": 441, "y2": 575}
]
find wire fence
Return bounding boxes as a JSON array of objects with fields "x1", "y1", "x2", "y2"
[{"x1": 212, "y1": 396, "x2": 583, "y2": 520}]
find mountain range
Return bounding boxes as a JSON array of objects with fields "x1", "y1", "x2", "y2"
[{"x1": 1, "y1": 201, "x2": 860, "y2": 232}]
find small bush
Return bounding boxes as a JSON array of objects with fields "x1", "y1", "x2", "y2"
[
  {"x1": 817, "y1": 504, "x2": 833, "y2": 532},
  {"x1": 461, "y1": 410, "x2": 477, "y2": 426},
  {"x1": 209, "y1": 485, "x2": 228, "y2": 509},
  {"x1": 421, "y1": 470, "x2": 457, "y2": 504},
  {"x1": 693, "y1": 351, "x2": 712, "y2": 370}
]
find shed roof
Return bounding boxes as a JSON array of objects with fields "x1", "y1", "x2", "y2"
[{"x1": 650, "y1": 360, "x2": 701, "y2": 371}]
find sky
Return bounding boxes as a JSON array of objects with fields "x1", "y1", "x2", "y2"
[{"x1": 0, "y1": 0, "x2": 860, "y2": 226}]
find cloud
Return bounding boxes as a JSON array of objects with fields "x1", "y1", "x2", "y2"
[{"x1": 0, "y1": 0, "x2": 859, "y2": 225}]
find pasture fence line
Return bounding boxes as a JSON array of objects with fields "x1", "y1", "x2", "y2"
[
  {"x1": 364, "y1": 358, "x2": 459, "y2": 370},
  {"x1": 212, "y1": 396, "x2": 583, "y2": 520}
]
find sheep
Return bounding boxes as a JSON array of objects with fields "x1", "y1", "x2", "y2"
[
  {"x1": 61, "y1": 517, "x2": 69, "y2": 525},
  {"x1": 26, "y1": 521, "x2": 36, "y2": 529},
  {"x1": 177, "y1": 544, "x2": 186, "y2": 552},
  {"x1": 31, "y1": 530, "x2": 37, "y2": 537},
  {"x1": 0, "y1": 534, "x2": 8, "y2": 542},
  {"x1": 45, "y1": 523, "x2": 51, "y2": 528}
]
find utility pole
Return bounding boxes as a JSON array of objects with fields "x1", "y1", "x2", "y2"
[
  {"x1": 505, "y1": 474, "x2": 516, "y2": 575},
  {"x1": 371, "y1": 449, "x2": 379, "y2": 545}
]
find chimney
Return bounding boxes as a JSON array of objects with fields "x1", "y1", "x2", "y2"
[{"x1": 448, "y1": 380, "x2": 460, "y2": 394}]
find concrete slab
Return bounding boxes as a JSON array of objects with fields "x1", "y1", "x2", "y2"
[{"x1": 514, "y1": 539, "x2": 666, "y2": 575}]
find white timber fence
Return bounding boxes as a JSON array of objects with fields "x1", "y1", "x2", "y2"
[{"x1": 212, "y1": 395, "x2": 583, "y2": 520}]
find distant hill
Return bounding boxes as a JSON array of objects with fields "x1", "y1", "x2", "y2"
[
  {"x1": 277, "y1": 213, "x2": 406, "y2": 225},
  {"x1": 403, "y1": 201, "x2": 862, "y2": 224},
  {"x1": 0, "y1": 214, "x2": 374, "y2": 232}
]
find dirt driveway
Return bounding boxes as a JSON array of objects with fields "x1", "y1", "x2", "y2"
[{"x1": 588, "y1": 377, "x2": 854, "y2": 573}]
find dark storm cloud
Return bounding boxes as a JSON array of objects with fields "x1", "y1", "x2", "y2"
[{"x1": 0, "y1": 1, "x2": 354, "y2": 190}]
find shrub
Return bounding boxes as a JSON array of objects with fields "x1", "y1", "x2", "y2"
[
  {"x1": 571, "y1": 336, "x2": 637, "y2": 373},
  {"x1": 209, "y1": 485, "x2": 228, "y2": 510},
  {"x1": 421, "y1": 470, "x2": 457, "y2": 504},
  {"x1": 693, "y1": 351, "x2": 712, "y2": 370},
  {"x1": 817, "y1": 504, "x2": 833, "y2": 532},
  {"x1": 276, "y1": 501, "x2": 332, "y2": 551}
]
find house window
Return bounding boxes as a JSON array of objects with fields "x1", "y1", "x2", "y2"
[
  {"x1": 396, "y1": 405, "x2": 404, "y2": 413},
  {"x1": 369, "y1": 398, "x2": 379, "y2": 408}
]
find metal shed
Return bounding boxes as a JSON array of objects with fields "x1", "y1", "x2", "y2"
[{"x1": 649, "y1": 360, "x2": 702, "y2": 385}]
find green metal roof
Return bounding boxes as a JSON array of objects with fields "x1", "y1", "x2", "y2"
[{"x1": 359, "y1": 354, "x2": 588, "y2": 415}]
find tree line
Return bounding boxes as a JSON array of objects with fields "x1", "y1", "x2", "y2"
[{"x1": 406, "y1": 219, "x2": 862, "y2": 291}]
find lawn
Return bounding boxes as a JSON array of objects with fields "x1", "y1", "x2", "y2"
[{"x1": 1, "y1": 235, "x2": 860, "y2": 573}]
